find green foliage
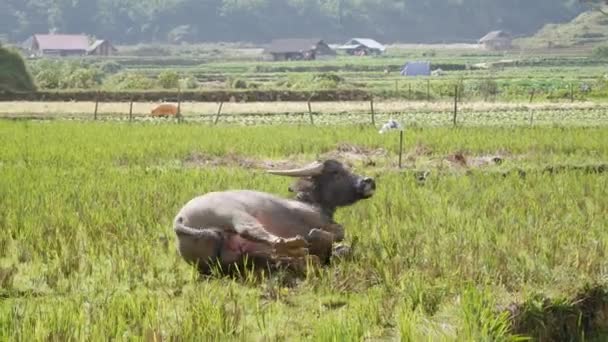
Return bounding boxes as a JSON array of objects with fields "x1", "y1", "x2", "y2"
[
  {"x1": 29, "y1": 60, "x2": 102, "y2": 89},
  {"x1": 280, "y1": 72, "x2": 346, "y2": 90},
  {"x1": 517, "y1": 10, "x2": 608, "y2": 48},
  {"x1": 99, "y1": 61, "x2": 123, "y2": 75},
  {"x1": 102, "y1": 72, "x2": 156, "y2": 90},
  {"x1": 157, "y1": 70, "x2": 180, "y2": 89},
  {"x1": 592, "y1": 44, "x2": 608, "y2": 58},
  {"x1": 180, "y1": 76, "x2": 199, "y2": 89},
  {"x1": 0, "y1": 46, "x2": 36, "y2": 92},
  {"x1": 226, "y1": 77, "x2": 249, "y2": 89}
]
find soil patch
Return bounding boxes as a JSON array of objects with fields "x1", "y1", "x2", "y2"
[
  {"x1": 444, "y1": 152, "x2": 505, "y2": 169},
  {"x1": 320, "y1": 143, "x2": 388, "y2": 167},
  {"x1": 184, "y1": 143, "x2": 390, "y2": 170},
  {"x1": 182, "y1": 152, "x2": 301, "y2": 171}
]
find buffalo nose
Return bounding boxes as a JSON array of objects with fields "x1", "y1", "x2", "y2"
[{"x1": 362, "y1": 177, "x2": 375, "y2": 189}]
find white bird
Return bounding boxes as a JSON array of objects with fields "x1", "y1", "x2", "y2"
[{"x1": 379, "y1": 119, "x2": 403, "y2": 134}]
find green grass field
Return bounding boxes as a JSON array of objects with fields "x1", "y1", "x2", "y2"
[{"x1": 1, "y1": 121, "x2": 607, "y2": 340}]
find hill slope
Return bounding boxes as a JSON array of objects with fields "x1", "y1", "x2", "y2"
[{"x1": 516, "y1": 10, "x2": 608, "y2": 48}]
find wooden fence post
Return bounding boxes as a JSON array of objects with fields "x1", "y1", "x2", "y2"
[
  {"x1": 452, "y1": 85, "x2": 458, "y2": 127},
  {"x1": 307, "y1": 100, "x2": 314, "y2": 125},
  {"x1": 177, "y1": 88, "x2": 182, "y2": 123},
  {"x1": 370, "y1": 97, "x2": 375, "y2": 125},
  {"x1": 93, "y1": 91, "x2": 99, "y2": 120},
  {"x1": 395, "y1": 80, "x2": 399, "y2": 93},
  {"x1": 426, "y1": 79, "x2": 430, "y2": 101},
  {"x1": 570, "y1": 83, "x2": 574, "y2": 102},
  {"x1": 408, "y1": 83, "x2": 412, "y2": 99},
  {"x1": 529, "y1": 89, "x2": 536, "y2": 103},
  {"x1": 129, "y1": 99, "x2": 133, "y2": 122},
  {"x1": 214, "y1": 101, "x2": 224, "y2": 125},
  {"x1": 529, "y1": 110, "x2": 534, "y2": 126},
  {"x1": 398, "y1": 130, "x2": 403, "y2": 169}
]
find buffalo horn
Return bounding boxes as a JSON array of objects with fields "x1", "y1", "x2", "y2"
[{"x1": 266, "y1": 161, "x2": 324, "y2": 177}]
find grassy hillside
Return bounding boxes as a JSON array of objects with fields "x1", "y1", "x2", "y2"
[
  {"x1": 0, "y1": 46, "x2": 36, "y2": 92},
  {"x1": 516, "y1": 10, "x2": 608, "y2": 48}
]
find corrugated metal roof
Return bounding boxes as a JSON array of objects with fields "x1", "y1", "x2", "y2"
[
  {"x1": 34, "y1": 34, "x2": 90, "y2": 51},
  {"x1": 264, "y1": 39, "x2": 325, "y2": 53},
  {"x1": 87, "y1": 39, "x2": 116, "y2": 52},
  {"x1": 87, "y1": 40, "x2": 105, "y2": 52},
  {"x1": 336, "y1": 44, "x2": 364, "y2": 50},
  {"x1": 345, "y1": 38, "x2": 385, "y2": 51},
  {"x1": 479, "y1": 30, "x2": 511, "y2": 43}
]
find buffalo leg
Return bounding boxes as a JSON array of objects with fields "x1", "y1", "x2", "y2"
[
  {"x1": 307, "y1": 228, "x2": 335, "y2": 265},
  {"x1": 232, "y1": 213, "x2": 309, "y2": 256},
  {"x1": 320, "y1": 223, "x2": 345, "y2": 242}
]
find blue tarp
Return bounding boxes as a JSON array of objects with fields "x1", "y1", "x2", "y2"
[{"x1": 400, "y1": 61, "x2": 431, "y2": 76}]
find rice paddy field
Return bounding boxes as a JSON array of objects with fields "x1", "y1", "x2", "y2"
[{"x1": 1, "y1": 118, "x2": 607, "y2": 340}]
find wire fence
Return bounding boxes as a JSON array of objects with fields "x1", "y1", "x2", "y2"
[{"x1": 2, "y1": 99, "x2": 607, "y2": 127}]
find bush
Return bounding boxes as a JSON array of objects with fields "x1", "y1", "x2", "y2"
[
  {"x1": 592, "y1": 45, "x2": 608, "y2": 58},
  {"x1": 226, "y1": 77, "x2": 248, "y2": 89},
  {"x1": 158, "y1": 70, "x2": 180, "y2": 89},
  {"x1": 30, "y1": 60, "x2": 102, "y2": 89},
  {"x1": 34, "y1": 68, "x2": 61, "y2": 89},
  {"x1": 63, "y1": 68, "x2": 102, "y2": 89},
  {"x1": 0, "y1": 46, "x2": 36, "y2": 91},
  {"x1": 99, "y1": 61, "x2": 123, "y2": 75},
  {"x1": 180, "y1": 76, "x2": 198, "y2": 89},
  {"x1": 102, "y1": 72, "x2": 156, "y2": 90}
]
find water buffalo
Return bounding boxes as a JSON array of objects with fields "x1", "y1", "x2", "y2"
[{"x1": 173, "y1": 159, "x2": 376, "y2": 275}]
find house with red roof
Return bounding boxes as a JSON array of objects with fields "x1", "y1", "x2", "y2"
[{"x1": 23, "y1": 34, "x2": 117, "y2": 57}]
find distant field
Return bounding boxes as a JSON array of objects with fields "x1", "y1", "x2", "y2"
[{"x1": 1, "y1": 101, "x2": 607, "y2": 127}]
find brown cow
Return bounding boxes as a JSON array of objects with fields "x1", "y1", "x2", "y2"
[{"x1": 150, "y1": 103, "x2": 178, "y2": 117}]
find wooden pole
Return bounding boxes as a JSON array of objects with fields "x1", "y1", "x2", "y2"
[
  {"x1": 93, "y1": 92, "x2": 99, "y2": 120},
  {"x1": 398, "y1": 130, "x2": 403, "y2": 168},
  {"x1": 408, "y1": 83, "x2": 412, "y2": 99},
  {"x1": 529, "y1": 89, "x2": 535, "y2": 103},
  {"x1": 370, "y1": 97, "x2": 375, "y2": 125},
  {"x1": 426, "y1": 79, "x2": 430, "y2": 101},
  {"x1": 307, "y1": 100, "x2": 314, "y2": 125},
  {"x1": 529, "y1": 110, "x2": 534, "y2": 126},
  {"x1": 214, "y1": 102, "x2": 224, "y2": 125},
  {"x1": 395, "y1": 80, "x2": 398, "y2": 93},
  {"x1": 453, "y1": 85, "x2": 458, "y2": 127},
  {"x1": 570, "y1": 83, "x2": 574, "y2": 102},
  {"x1": 129, "y1": 99, "x2": 133, "y2": 122},
  {"x1": 177, "y1": 88, "x2": 182, "y2": 123}
]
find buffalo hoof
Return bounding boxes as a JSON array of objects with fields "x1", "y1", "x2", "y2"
[
  {"x1": 332, "y1": 243, "x2": 353, "y2": 260},
  {"x1": 273, "y1": 236, "x2": 309, "y2": 258}
]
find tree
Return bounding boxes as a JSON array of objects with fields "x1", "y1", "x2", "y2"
[
  {"x1": 0, "y1": 46, "x2": 37, "y2": 91},
  {"x1": 580, "y1": 0, "x2": 608, "y2": 15}
]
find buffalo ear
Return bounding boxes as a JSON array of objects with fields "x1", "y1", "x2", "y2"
[{"x1": 288, "y1": 178, "x2": 313, "y2": 193}]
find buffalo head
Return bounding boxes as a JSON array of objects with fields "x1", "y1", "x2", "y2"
[{"x1": 267, "y1": 159, "x2": 376, "y2": 219}]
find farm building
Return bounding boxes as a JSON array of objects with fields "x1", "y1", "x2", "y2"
[
  {"x1": 264, "y1": 39, "x2": 335, "y2": 61},
  {"x1": 23, "y1": 34, "x2": 90, "y2": 57},
  {"x1": 337, "y1": 38, "x2": 386, "y2": 56},
  {"x1": 87, "y1": 40, "x2": 117, "y2": 56},
  {"x1": 400, "y1": 61, "x2": 431, "y2": 76},
  {"x1": 478, "y1": 30, "x2": 513, "y2": 50}
]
